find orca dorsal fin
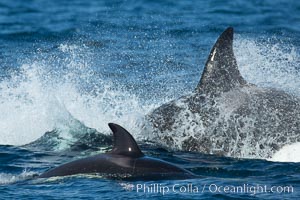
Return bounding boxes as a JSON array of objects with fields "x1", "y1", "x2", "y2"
[
  {"x1": 196, "y1": 27, "x2": 247, "y2": 95},
  {"x1": 108, "y1": 123, "x2": 144, "y2": 158}
]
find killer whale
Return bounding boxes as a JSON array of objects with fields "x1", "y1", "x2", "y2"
[
  {"x1": 146, "y1": 27, "x2": 300, "y2": 159},
  {"x1": 40, "y1": 123, "x2": 194, "y2": 180}
]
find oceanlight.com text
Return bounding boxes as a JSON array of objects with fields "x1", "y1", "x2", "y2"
[{"x1": 134, "y1": 183, "x2": 294, "y2": 196}]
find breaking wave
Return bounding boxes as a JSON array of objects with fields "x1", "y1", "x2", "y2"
[
  {"x1": 0, "y1": 44, "x2": 151, "y2": 147},
  {"x1": 269, "y1": 142, "x2": 300, "y2": 163}
]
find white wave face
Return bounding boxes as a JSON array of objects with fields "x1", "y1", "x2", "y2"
[
  {"x1": 269, "y1": 142, "x2": 300, "y2": 163},
  {"x1": 0, "y1": 44, "x2": 152, "y2": 146}
]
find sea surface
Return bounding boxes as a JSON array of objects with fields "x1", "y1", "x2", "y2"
[{"x1": 0, "y1": 0, "x2": 299, "y2": 199}]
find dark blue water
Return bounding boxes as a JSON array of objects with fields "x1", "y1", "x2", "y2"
[{"x1": 0, "y1": 0, "x2": 299, "y2": 199}]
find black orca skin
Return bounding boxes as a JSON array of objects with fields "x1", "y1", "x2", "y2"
[{"x1": 40, "y1": 123, "x2": 195, "y2": 180}]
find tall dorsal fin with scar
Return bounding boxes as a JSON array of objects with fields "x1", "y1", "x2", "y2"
[
  {"x1": 108, "y1": 123, "x2": 144, "y2": 158},
  {"x1": 196, "y1": 27, "x2": 247, "y2": 95}
]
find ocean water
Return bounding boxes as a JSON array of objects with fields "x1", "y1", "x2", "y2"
[{"x1": 0, "y1": 0, "x2": 299, "y2": 199}]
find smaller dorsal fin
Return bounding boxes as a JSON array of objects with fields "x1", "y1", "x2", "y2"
[
  {"x1": 196, "y1": 27, "x2": 247, "y2": 95},
  {"x1": 108, "y1": 123, "x2": 144, "y2": 158}
]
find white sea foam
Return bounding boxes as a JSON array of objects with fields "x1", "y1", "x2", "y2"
[
  {"x1": 0, "y1": 170, "x2": 36, "y2": 185},
  {"x1": 269, "y1": 142, "x2": 300, "y2": 163},
  {"x1": 235, "y1": 35, "x2": 300, "y2": 95},
  {"x1": 0, "y1": 44, "x2": 151, "y2": 146}
]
